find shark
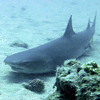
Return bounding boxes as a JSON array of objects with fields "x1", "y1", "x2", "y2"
[{"x1": 4, "y1": 13, "x2": 96, "y2": 74}]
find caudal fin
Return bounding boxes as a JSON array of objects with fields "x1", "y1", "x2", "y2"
[{"x1": 92, "y1": 11, "x2": 97, "y2": 27}]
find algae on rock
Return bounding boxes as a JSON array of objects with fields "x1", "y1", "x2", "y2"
[{"x1": 45, "y1": 59, "x2": 100, "y2": 100}]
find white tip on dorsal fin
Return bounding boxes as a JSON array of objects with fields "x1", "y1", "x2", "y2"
[{"x1": 63, "y1": 14, "x2": 75, "y2": 38}]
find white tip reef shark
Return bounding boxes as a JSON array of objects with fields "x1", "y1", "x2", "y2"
[{"x1": 4, "y1": 13, "x2": 96, "y2": 74}]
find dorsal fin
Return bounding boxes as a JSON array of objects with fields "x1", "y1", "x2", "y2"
[
  {"x1": 92, "y1": 11, "x2": 97, "y2": 27},
  {"x1": 86, "y1": 18, "x2": 90, "y2": 29},
  {"x1": 63, "y1": 14, "x2": 75, "y2": 38}
]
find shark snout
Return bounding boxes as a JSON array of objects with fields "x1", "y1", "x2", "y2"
[{"x1": 4, "y1": 56, "x2": 54, "y2": 74}]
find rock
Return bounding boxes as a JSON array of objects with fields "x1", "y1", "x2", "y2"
[
  {"x1": 10, "y1": 40, "x2": 28, "y2": 49},
  {"x1": 23, "y1": 78, "x2": 45, "y2": 93},
  {"x1": 45, "y1": 59, "x2": 100, "y2": 100}
]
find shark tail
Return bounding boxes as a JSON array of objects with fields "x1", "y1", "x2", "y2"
[
  {"x1": 87, "y1": 12, "x2": 97, "y2": 29},
  {"x1": 92, "y1": 11, "x2": 97, "y2": 27}
]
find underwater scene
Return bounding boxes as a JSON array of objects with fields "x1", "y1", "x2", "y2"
[{"x1": 0, "y1": 0, "x2": 100, "y2": 99}]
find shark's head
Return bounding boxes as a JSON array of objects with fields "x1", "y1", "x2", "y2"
[{"x1": 4, "y1": 50, "x2": 54, "y2": 74}]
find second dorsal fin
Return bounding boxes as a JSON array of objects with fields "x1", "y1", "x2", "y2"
[
  {"x1": 63, "y1": 15, "x2": 75, "y2": 38},
  {"x1": 86, "y1": 18, "x2": 90, "y2": 29}
]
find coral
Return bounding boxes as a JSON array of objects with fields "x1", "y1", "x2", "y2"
[
  {"x1": 10, "y1": 40, "x2": 28, "y2": 49},
  {"x1": 82, "y1": 60, "x2": 100, "y2": 75},
  {"x1": 45, "y1": 59, "x2": 100, "y2": 100},
  {"x1": 23, "y1": 78, "x2": 45, "y2": 93}
]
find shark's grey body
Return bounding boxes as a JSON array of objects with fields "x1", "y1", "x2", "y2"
[{"x1": 4, "y1": 13, "x2": 96, "y2": 74}]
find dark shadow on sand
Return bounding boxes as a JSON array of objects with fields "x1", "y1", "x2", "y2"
[{"x1": 3, "y1": 71, "x2": 56, "y2": 83}]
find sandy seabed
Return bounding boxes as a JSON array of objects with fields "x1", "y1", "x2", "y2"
[{"x1": 0, "y1": 0, "x2": 100, "y2": 100}]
